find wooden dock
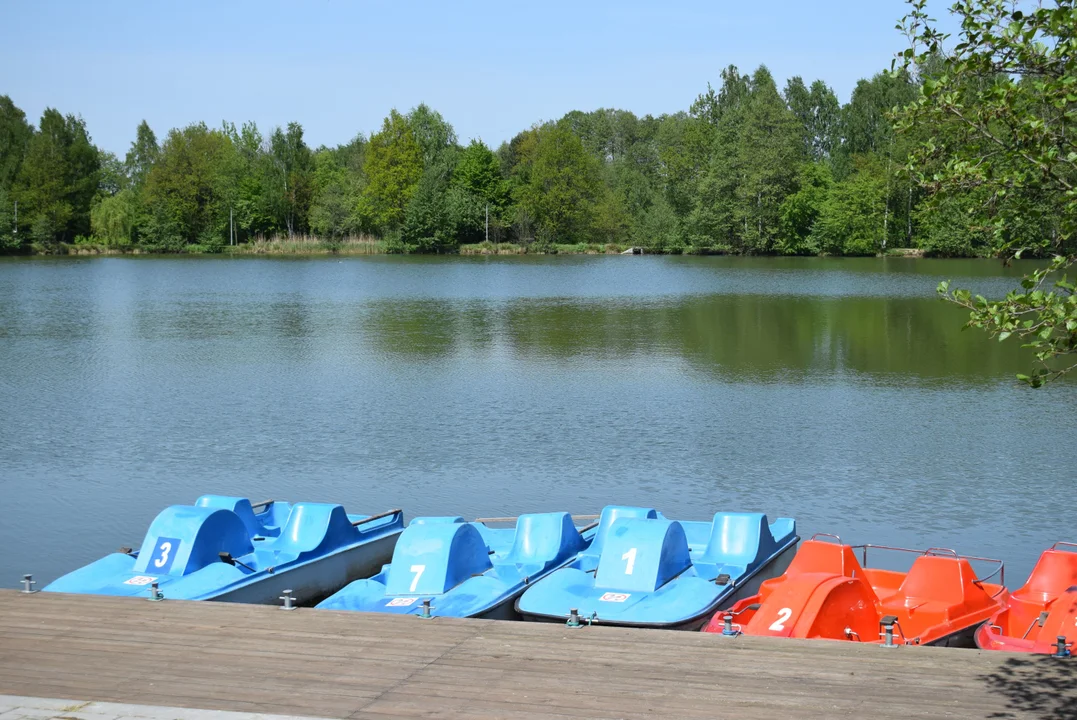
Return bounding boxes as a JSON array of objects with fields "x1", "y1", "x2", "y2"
[{"x1": 2, "y1": 589, "x2": 1075, "y2": 719}]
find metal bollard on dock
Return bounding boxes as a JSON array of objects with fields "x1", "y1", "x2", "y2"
[{"x1": 279, "y1": 589, "x2": 296, "y2": 610}]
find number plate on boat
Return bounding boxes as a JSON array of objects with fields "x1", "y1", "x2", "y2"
[
  {"x1": 386, "y1": 597, "x2": 418, "y2": 607},
  {"x1": 599, "y1": 592, "x2": 630, "y2": 602},
  {"x1": 124, "y1": 576, "x2": 158, "y2": 586}
]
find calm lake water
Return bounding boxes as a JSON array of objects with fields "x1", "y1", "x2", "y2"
[{"x1": 0, "y1": 255, "x2": 1073, "y2": 587}]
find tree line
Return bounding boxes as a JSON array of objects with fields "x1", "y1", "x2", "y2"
[{"x1": 0, "y1": 57, "x2": 1071, "y2": 257}]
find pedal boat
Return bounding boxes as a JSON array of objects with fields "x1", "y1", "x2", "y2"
[
  {"x1": 703, "y1": 535, "x2": 1006, "y2": 647},
  {"x1": 316, "y1": 512, "x2": 598, "y2": 619},
  {"x1": 975, "y1": 542, "x2": 1077, "y2": 654},
  {"x1": 43, "y1": 495, "x2": 404, "y2": 604},
  {"x1": 515, "y1": 505, "x2": 798, "y2": 630}
]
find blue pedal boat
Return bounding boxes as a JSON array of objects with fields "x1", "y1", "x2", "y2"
[
  {"x1": 43, "y1": 495, "x2": 404, "y2": 604},
  {"x1": 316, "y1": 513, "x2": 598, "y2": 619},
  {"x1": 515, "y1": 506, "x2": 798, "y2": 630}
]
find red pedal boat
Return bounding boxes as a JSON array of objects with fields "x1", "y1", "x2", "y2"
[
  {"x1": 702, "y1": 534, "x2": 1006, "y2": 646},
  {"x1": 975, "y1": 542, "x2": 1077, "y2": 655}
]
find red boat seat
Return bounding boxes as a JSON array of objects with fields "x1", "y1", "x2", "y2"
[
  {"x1": 1016, "y1": 549, "x2": 1077, "y2": 605},
  {"x1": 783, "y1": 540, "x2": 862, "y2": 578},
  {"x1": 882, "y1": 555, "x2": 983, "y2": 621}
]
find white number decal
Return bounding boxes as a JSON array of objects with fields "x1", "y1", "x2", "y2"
[
  {"x1": 153, "y1": 542, "x2": 172, "y2": 568},
  {"x1": 769, "y1": 607, "x2": 793, "y2": 632},
  {"x1": 622, "y1": 547, "x2": 637, "y2": 575},
  {"x1": 387, "y1": 597, "x2": 417, "y2": 607},
  {"x1": 599, "y1": 592, "x2": 631, "y2": 602},
  {"x1": 124, "y1": 575, "x2": 157, "y2": 586},
  {"x1": 409, "y1": 564, "x2": 426, "y2": 592}
]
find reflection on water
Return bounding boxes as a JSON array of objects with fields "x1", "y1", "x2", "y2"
[{"x1": 0, "y1": 255, "x2": 1072, "y2": 587}]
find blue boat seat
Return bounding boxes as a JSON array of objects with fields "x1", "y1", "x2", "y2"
[
  {"x1": 594, "y1": 518, "x2": 691, "y2": 593},
  {"x1": 133, "y1": 506, "x2": 254, "y2": 576},
  {"x1": 195, "y1": 495, "x2": 261, "y2": 537},
  {"x1": 384, "y1": 520, "x2": 492, "y2": 595},
  {"x1": 496, "y1": 513, "x2": 585, "y2": 575},
  {"x1": 587, "y1": 506, "x2": 659, "y2": 559},
  {"x1": 700, "y1": 513, "x2": 778, "y2": 568},
  {"x1": 271, "y1": 504, "x2": 356, "y2": 561}
]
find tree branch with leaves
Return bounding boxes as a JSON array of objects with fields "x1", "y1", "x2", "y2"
[{"x1": 895, "y1": 0, "x2": 1077, "y2": 386}]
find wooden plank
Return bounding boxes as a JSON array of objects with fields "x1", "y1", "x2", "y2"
[{"x1": 2, "y1": 590, "x2": 1076, "y2": 719}]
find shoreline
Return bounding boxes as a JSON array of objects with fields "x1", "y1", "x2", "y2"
[{"x1": 3, "y1": 240, "x2": 940, "y2": 259}]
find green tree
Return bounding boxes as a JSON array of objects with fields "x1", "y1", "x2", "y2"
[
  {"x1": 224, "y1": 121, "x2": 275, "y2": 241},
  {"x1": 511, "y1": 122, "x2": 611, "y2": 244},
  {"x1": 778, "y1": 162, "x2": 833, "y2": 254},
  {"x1": 0, "y1": 96, "x2": 33, "y2": 193},
  {"x1": 141, "y1": 123, "x2": 235, "y2": 249},
  {"x1": 811, "y1": 154, "x2": 888, "y2": 255},
  {"x1": 685, "y1": 66, "x2": 751, "y2": 249},
  {"x1": 402, "y1": 168, "x2": 455, "y2": 251},
  {"x1": 268, "y1": 122, "x2": 313, "y2": 236},
  {"x1": 407, "y1": 104, "x2": 458, "y2": 168},
  {"x1": 13, "y1": 109, "x2": 100, "y2": 245},
  {"x1": 898, "y1": 0, "x2": 1077, "y2": 386},
  {"x1": 309, "y1": 147, "x2": 358, "y2": 241},
  {"x1": 450, "y1": 139, "x2": 509, "y2": 243},
  {"x1": 0, "y1": 188, "x2": 15, "y2": 251},
  {"x1": 360, "y1": 110, "x2": 423, "y2": 231},
  {"x1": 124, "y1": 120, "x2": 158, "y2": 190},
  {"x1": 90, "y1": 188, "x2": 138, "y2": 245},
  {"x1": 734, "y1": 66, "x2": 806, "y2": 252}
]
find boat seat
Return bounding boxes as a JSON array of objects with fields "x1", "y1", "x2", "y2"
[
  {"x1": 594, "y1": 518, "x2": 691, "y2": 593},
  {"x1": 882, "y1": 555, "x2": 980, "y2": 617},
  {"x1": 1016, "y1": 549, "x2": 1077, "y2": 603},
  {"x1": 587, "y1": 506, "x2": 659, "y2": 558},
  {"x1": 384, "y1": 521, "x2": 492, "y2": 595},
  {"x1": 195, "y1": 495, "x2": 261, "y2": 538},
  {"x1": 785, "y1": 540, "x2": 862, "y2": 578},
  {"x1": 497, "y1": 513, "x2": 584, "y2": 574},
  {"x1": 271, "y1": 503, "x2": 356, "y2": 559},
  {"x1": 134, "y1": 506, "x2": 254, "y2": 576},
  {"x1": 699, "y1": 513, "x2": 777, "y2": 570}
]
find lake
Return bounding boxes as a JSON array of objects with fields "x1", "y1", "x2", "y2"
[{"x1": 0, "y1": 255, "x2": 1072, "y2": 588}]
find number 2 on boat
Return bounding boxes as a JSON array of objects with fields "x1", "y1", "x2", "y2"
[
  {"x1": 409, "y1": 564, "x2": 425, "y2": 592},
  {"x1": 622, "y1": 547, "x2": 637, "y2": 575},
  {"x1": 769, "y1": 607, "x2": 792, "y2": 632}
]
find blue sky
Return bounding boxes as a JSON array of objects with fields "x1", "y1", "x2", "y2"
[{"x1": 2, "y1": 1, "x2": 940, "y2": 156}]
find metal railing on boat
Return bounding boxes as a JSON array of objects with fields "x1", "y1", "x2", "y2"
[
  {"x1": 849, "y1": 543, "x2": 1005, "y2": 593},
  {"x1": 474, "y1": 514, "x2": 601, "y2": 533}
]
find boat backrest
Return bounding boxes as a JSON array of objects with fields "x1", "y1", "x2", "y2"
[
  {"x1": 588, "y1": 506, "x2": 659, "y2": 558},
  {"x1": 195, "y1": 495, "x2": 260, "y2": 537},
  {"x1": 134, "y1": 505, "x2": 253, "y2": 576},
  {"x1": 385, "y1": 521, "x2": 491, "y2": 595},
  {"x1": 594, "y1": 518, "x2": 691, "y2": 593},
  {"x1": 502, "y1": 512, "x2": 585, "y2": 568},
  {"x1": 895, "y1": 555, "x2": 978, "y2": 606},
  {"x1": 409, "y1": 516, "x2": 466, "y2": 526},
  {"x1": 700, "y1": 513, "x2": 778, "y2": 570},
  {"x1": 784, "y1": 540, "x2": 862, "y2": 578},
  {"x1": 273, "y1": 503, "x2": 356, "y2": 557},
  {"x1": 1018, "y1": 549, "x2": 1077, "y2": 601}
]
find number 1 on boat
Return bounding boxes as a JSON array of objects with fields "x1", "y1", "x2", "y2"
[{"x1": 622, "y1": 547, "x2": 637, "y2": 575}]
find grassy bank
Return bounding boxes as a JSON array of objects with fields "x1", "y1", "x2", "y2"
[
  {"x1": 50, "y1": 234, "x2": 386, "y2": 256},
  {"x1": 458, "y1": 241, "x2": 631, "y2": 255},
  {"x1": 25, "y1": 237, "x2": 929, "y2": 258}
]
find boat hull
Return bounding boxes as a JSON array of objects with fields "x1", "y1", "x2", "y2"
[
  {"x1": 518, "y1": 539, "x2": 799, "y2": 630},
  {"x1": 207, "y1": 530, "x2": 401, "y2": 605}
]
